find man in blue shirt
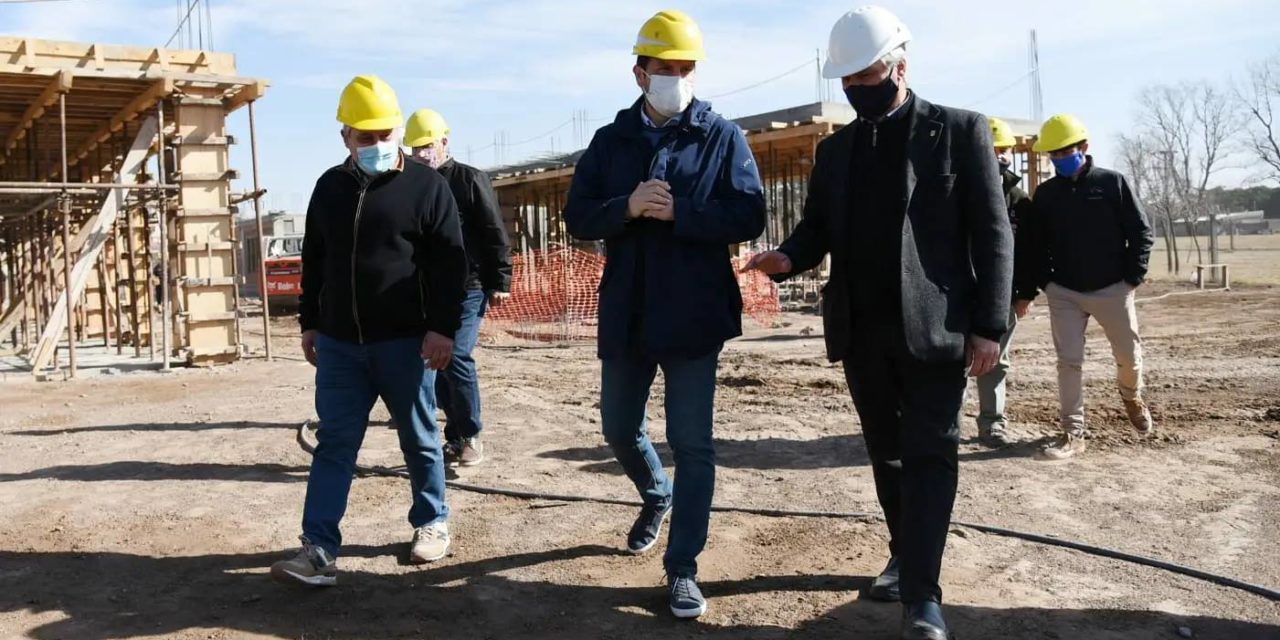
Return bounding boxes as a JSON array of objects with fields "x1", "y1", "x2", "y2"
[{"x1": 563, "y1": 9, "x2": 766, "y2": 620}]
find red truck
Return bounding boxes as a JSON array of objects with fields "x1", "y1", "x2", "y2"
[{"x1": 261, "y1": 235, "x2": 304, "y2": 310}]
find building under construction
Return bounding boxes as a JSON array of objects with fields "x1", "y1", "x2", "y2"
[
  {"x1": 489, "y1": 101, "x2": 1045, "y2": 256},
  {"x1": 0, "y1": 37, "x2": 267, "y2": 378}
]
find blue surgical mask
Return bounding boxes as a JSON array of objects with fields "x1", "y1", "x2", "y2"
[
  {"x1": 1052, "y1": 151, "x2": 1086, "y2": 178},
  {"x1": 355, "y1": 140, "x2": 398, "y2": 175}
]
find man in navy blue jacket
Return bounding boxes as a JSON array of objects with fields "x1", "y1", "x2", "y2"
[{"x1": 563, "y1": 9, "x2": 766, "y2": 620}]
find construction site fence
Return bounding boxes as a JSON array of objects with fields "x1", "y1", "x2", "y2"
[{"x1": 481, "y1": 246, "x2": 781, "y2": 345}]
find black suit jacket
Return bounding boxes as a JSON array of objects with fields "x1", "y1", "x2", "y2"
[{"x1": 775, "y1": 96, "x2": 1012, "y2": 363}]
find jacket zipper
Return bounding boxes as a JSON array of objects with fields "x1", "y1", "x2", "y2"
[{"x1": 351, "y1": 187, "x2": 368, "y2": 344}]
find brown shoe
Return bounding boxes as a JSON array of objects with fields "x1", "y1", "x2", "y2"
[
  {"x1": 1124, "y1": 399, "x2": 1154, "y2": 434},
  {"x1": 445, "y1": 438, "x2": 484, "y2": 467},
  {"x1": 1040, "y1": 433, "x2": 1087, "y2": 460}
]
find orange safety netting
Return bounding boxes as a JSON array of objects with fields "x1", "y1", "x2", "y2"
[{"x1": 482, "y1": 247, "x2": 780, "y2": 344}]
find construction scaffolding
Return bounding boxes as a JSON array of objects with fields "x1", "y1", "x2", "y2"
[
  {"x1": 489, "y1": 101, "x2": 1046, "y2": 308},
  {"x1": 0, "y1": 37, "x2": 268, "y2": 378}
]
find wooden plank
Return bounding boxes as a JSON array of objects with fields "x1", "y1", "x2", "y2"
[
  {"x1": 746, "y1": 121, "x2": 834, "y2": 146},
  {"x1": 0, "y1": 70, "x2": 73, "y2": 161},
  {"x1": 492, "y1": 165, "x2": 577, "y2": 188},
  {"x1": 178, "y1": 277, "x2": 238, "y2": 287},
  {"x1": 169, "y1": 134, "x2": 233, "y2": 146},
  {"x1": 173, "y1": 170, "x2": 239, "y2": 182},
  {"x1": 177, "y1": 241, "x2": 236, "y2": 252},
  {"x1": 28, "y1": 116, "x2": 158, "y2": 372},
  {"x1": 174, "y1": 207, "x2": 236, "y2": 218},
  {"x1": 181, "y1": 310, "x2": 237, "y2": 323},
  {"x1": 223, "y1": 80, "x2": 269, "y2": 113},
  {"x1": 52, "y1": 78, "x2": 173, "y2": 174},
  {"x1": 0, "y1": 37, "x2": 236, "y2": 76}
]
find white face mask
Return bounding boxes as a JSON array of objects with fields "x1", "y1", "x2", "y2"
[
  {"x1": 413, "y1": 145, "x2": 446, "y2": 169},
  {"x1": 644, "y1": 71, "x2": 695, "y2": 118}
]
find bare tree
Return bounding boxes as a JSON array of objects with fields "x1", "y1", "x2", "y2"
[
  {"x1": 1135, "y1": 81, "x2": 1240, "y2": 266},
  {"x1": 1118, "y1": 133, "x2": 1179, "y2": 273},
  {"x1": 1236, "y1": 52, "x2": 1280, "y2": 184}
]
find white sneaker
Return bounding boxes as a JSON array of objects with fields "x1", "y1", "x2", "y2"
[{"x1": 409, "y1": 522, "x2": 451, "y2": 564}]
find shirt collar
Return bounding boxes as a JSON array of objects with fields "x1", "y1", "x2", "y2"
[
  {"x1": 640, "y1": 104, "x2": 682, "y2": 129},
  {"x1": 880, "y1": 90, "x2": 914, "y2": 122}
]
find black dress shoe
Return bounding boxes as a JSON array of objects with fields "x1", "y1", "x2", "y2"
[
  {"x1": 866, "y1": 556, "x2": 901, "y2": 602},
  {"x1": 901, "y1": 600, "x2": 952, "y2": 640}
]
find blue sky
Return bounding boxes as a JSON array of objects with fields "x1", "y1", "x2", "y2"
[{"x1": 5, "y1": 0, "x2": 1280, "y2": 212}]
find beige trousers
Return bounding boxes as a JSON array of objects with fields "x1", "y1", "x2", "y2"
[{"x1": 1045, "y1": 281, "x2": 1145, "y2": 435}]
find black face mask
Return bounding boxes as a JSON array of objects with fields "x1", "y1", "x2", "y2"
[
  {"x1": 998, "y1": 158, "x2": 1013, "y2": 172},
  {"x1": 844, "y1": 72, "x2": 899, "y2": 121}
]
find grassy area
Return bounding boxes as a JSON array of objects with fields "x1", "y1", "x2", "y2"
[{"x1": 1149, "y1": 233, "x2": 1280, "y2": 285}]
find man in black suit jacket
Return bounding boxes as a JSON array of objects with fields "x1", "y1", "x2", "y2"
[{"x1": 744, "y1": 7, "x2": 1011, "y2": 639}]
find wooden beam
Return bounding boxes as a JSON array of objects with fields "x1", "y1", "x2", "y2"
[
  {"x1": 0, "y1": 37, "x2": 236, "y2": 76},
  {"x1": 0, "y1": 70, "x2": 73, "y2": 163},
  {"x1": 746, "y1": 121, "x2": 834, "y2": 146},
  {"x1": 55, "y1": 77, "x2": 173, "y2": 175},
  {"x1": 28, "y1": 117, "x2": 157, "y2": 373},
  {"x1": 21, "y1": 39, "x2": 36, "y2": 69},
  {"x1": 0, "y1": 64, "x2": 260, "y2": 89},
  {"x1": 223, "y1": 80, "x2": 269, "y2": 114},
  {"x1": 492, "y1": 165, "x2": 577, "y2": 188}
]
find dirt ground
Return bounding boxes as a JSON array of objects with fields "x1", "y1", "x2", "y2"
[{"x1": 1, "y1": 282, "x2": 1278, "y2": 640}]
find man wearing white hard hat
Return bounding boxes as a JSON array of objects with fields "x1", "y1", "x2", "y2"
[{"x1": 746, "y1": 6, "x2": 1011, "y2": 639}]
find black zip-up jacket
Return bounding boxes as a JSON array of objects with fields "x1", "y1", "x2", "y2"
[
  {"x1": 1003, "y1": 169, "x2": 1038, "y2": 301},
  {"x1": 1023, "y1": 157, "x2": 1154, "y2": 295},
  {"x1": 299, "y1": 156, "x2": 468, "y2": 343},
  {"x1": 435, "y1": 158, "x2": 512, "y2": 292}
]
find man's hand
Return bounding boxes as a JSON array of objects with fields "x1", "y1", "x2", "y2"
[
  {"x1": 627, "y1": 180, "x2": 672, "y2": 219},
  {"x1": 421, "y1": 331, "x2": 454, "y2": 371},
  {"x1": 489, "y1": 291, "x2": 511, "y2": 308},
  {"x1": 967, "y1": 335, "x2": 1001, "y2": 378},
  {"x1": 1014, "y1": 299, "x2": 1034, "y2": 319},
  {"x1": 740, "y1": 251, "x2": 793, "y2": 275},
  {"x1": 644, "y1": 199, "x2": 675, "y2": 222},
  {"x1": 301, "y1": 330, "x2": 319, "y2": 367}
]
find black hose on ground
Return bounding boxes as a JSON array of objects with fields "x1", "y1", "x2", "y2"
[{"x1": 296, "y1": 421, "x2": 1279, "y2": 602}]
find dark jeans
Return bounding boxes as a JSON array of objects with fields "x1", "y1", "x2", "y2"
[
  {"x1": 302, "y1": 333, "x2": 448, "y2": 557},
  {"x1": 437, "y1": 287, "x2": 489, "y2": 441},
  {"x1": 843, "y1": 325, "x2": 965, "y2": 604},
  {"x1": 600, "y1": 348, "x2": 721, "y2": 578}
]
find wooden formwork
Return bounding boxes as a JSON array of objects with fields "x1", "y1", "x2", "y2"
[
  {"x1": 0, "y1": 37, "x2": 268, "y2": 376},
  {"x1": 490, "y1": 103, "x2": 1047, "y2": 262}
]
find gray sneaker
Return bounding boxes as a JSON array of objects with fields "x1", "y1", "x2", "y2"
[
  {"x1": 270, "y1": 536, "x2": 337, "y2": 587},
  {"x1": 668, "y1": 575, "x2": 707, "y2": 619},
  {"x1": 978, "y1": 424, "x2": 1016, "y2": 448},
  {"x1": 410, "y1": 521, "x2": 451, "y2": 564}
]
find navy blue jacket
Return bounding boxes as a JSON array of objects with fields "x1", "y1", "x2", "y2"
[{"x1": 564, "y1": 97, "x2": 766, "y2": 360}]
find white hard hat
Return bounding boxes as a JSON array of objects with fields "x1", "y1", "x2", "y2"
[{"x1": 822, "y1": 6, "x2": 912, "y2": 80}]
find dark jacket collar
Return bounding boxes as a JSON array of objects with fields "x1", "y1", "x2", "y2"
[{"x1": 613, "y1": 96, "x2": 715, "y2": 139}]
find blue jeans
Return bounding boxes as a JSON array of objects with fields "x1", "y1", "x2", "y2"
[
  {"x1": 601, "y1": 348, "x2": 720, "y2": 578},
  {"x1": 437, "y1": 288, "x2": 489, "y2": 441},
  {"x1": 302, "y1": 333, "x2": 449, "y2": 557}
]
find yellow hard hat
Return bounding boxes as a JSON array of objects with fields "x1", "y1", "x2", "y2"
[
  {"x1": 989, "y1": 117, "x2": 1016, "y2": 148},
  {"x1": 336, "y1": 75, "x2": 403, "y2": 131},
  {"x1": 405, "y1": 109, "x2": 450, "y2": 148},
  {"x1": 1033, "y1": 113, "x2": 1088, "y2": 153},
  {"x1": 633, "y1": 9, "x2": 707, "y2": 61}
]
